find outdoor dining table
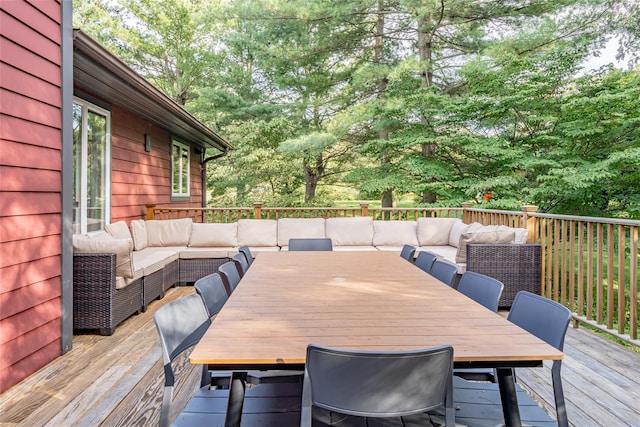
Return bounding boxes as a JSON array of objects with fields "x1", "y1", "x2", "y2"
[{"x1": 190, "y1": 251, "x2": 563, "y2": 427}]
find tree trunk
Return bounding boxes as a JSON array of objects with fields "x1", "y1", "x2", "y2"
[
  {"x1": 303, "y1": 154, "x2": 324, "y2": 203},
  {"x1": 376, "y1": 0, "x2": 393, "y2": 208}
]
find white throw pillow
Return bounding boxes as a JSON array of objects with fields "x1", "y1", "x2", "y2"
[
  {"x1": 130, "y1": 220, "x2": 148, "y2": 251},
  {"x1": 105, "y1": 221, "x2": 133, "y2": 241},
  {"x1": 448, "y1": 221, "x2": 483, "y2": 248},
  {"x1": 277, "y1": 218, "x2": 326, "y2": 247}
]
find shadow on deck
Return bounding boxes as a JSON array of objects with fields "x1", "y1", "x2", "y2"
[{"x1": 1, "y1": 286, "x2": 638, "y2": 426}]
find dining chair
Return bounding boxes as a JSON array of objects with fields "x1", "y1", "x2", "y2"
[
  {"x1": 414, "y1": 251, "x2": 438, "y2": 273},
  {"x1": 399, "y1": 244, "x2": 416, "y2": 262},
  {"x1": 507, "y1": 291, "x2": 572, "y2": 427},
  {"x1": 154, "y1": 294, "x2": 219, "y2": 427},
  {"x1": 238, "y1": 245, "x2": 254, "y2": 266},
  {"x1": 194, "y1": 273, "x2": 229, "y2": 318},
  {"x1": 231, "y1": 253, "x2": 249, "y2": 277},
  {"x1": 288, "y1": 238, "x2": 333, "y2": 251},
  {"x1": 456, "y1": 271, "x2": 504, "y2": 312},
  {"x1": 301, "y1": 344, "x2": 455, "y2": 427},
  {"x1": 453, "y1": 271, "x2": 504, "y2": 382},
  {"x1": 429, "y1": 259, "x2": 459, "y2": 287},
  {"x1": 218, "y1": 261, "x2": 242, "y2": 295}
]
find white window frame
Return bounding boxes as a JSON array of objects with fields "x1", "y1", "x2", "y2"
[
  {"x1": 73, "y1": 97, "x2": 111, "y2": 234},
  {"x1": 171, "y1": 140, "x2": 191, "y2": 198}
]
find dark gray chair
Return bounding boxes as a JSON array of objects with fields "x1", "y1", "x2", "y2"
[
  {"x1": 154, "y1": 294, "x2": 216, "y2": 427},
  {"x1": 218, "y1": 261, "x2": 242, "y2": 295},
  {"x1": 414, "y1": 251, "x2": 438, "y2": 273},
  {"x1": 457, "y1": 271, "x2": 504, "y2": 312},
  {"x1": 507, "y1": 291, "x2": 571, "y2": 427},
  {"x1": 288, "y1": 238, "x2": 333, "y2": 251},
  {"x1": 301, "y1": 344, "x2": 455, "y2": 427},
  {"x1": 232, "y1": 253, "x2": 249, "y2": 277},
  {"x1": 400, "y1": 244, "x2": 416, "y2": 261},
  {"x1": 453, "y1": 271, "x2": 504, "y2": 382},
  {"x1": 429, "y1": 259, "x2": 458, "y2": 286},
  {"x1": 238, "y1": 245, "x2": 254, "y2": 266},
  {"x1": 194, "y1": 273, "x2": 229, "y2": 318}
]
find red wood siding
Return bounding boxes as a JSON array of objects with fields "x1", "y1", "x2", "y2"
[
  {"x1": 0, "y1": 0, "x2": 62, "y2": 393},
  {"x1": 109, "y1": 106, "x2": 204, "y2": 224}
]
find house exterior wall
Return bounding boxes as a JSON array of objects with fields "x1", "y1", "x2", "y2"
[
  {"x1": 109, "y1": 106, "x2": 204, "y2": 224},
  {"x1": 0, "y1": 0, "x2": 63, "y2": 393}
]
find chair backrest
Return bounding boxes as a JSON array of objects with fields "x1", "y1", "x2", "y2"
[
  {"x1": 154, "y1": 294, "x2": 211, "y2": 427},
  {"x1": 232, "y1": 253, "x2": 249, "y2": 277},
  {"x1": 400, "y1": 244, "x2": 416, "y2": 261},
  {"x1": 238, "y1": 245, "x2": 254, "y2": 266},
  {"x1": 507, "y1": 291, "x2": 572, "y2": 351},
  {"x1": 302, "y1": 344, "x2": 454, "y2": 426},
  {"x1": 414, "y1": 251, "x2": 438, "y2": 273},
  {"x1": 288, "y1": 238, "x2": 333, "y2": 251},
  {"x1": 429, "y1": 260, "x2": 458, "y2": 286},
  {"x1": 457, "y1": 271, "x2": 504, "y2": 312},
  {"x1": 194, "y1": 273, "x2": 229, "y2": 317},
  {"x1": 218, "y1": 261, "x2": 242, "y2": 295}
]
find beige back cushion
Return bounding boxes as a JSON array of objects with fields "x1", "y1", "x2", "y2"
[
  {"x1": 416, "y1": 218, "x2": 460, "y2": 246},
  {"x1": 277, "y1": 218, "x2": 326, "y2": 247},
  {"x1": 497, "y1": 225, "x2": 528, "y2": 244},
  {"x1": 105, "y1": 221, "x2": 132, "y2": 240},
  {"x1": 237, "y1": 219, "x2": 278, "y2": 247},
  {"x1": 73, "y1": 234, "x2": 134, "y2": 278},
  {"x1": 448, "y1": 221, "x2": 483, "y2": 248},
  {"x1": 372, "y1": 221, "x2": 419, "y2": 247},
  {"x1": 145, "y1": 218, "x2": 192, "y2": 247},
  {"x1": 455, "y1": 230, "x2": 516, "y2": 263},
  {"x1": 325, "y1": 217, "x2": 374, "y2": 246},
  {"x1": 130, "y1": 220, "x2": 148, "y2": 251},
  {"x1": 189, "y1": 222, "x2": 238, "y2": 247}
]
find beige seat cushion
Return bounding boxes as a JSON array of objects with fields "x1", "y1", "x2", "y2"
[
  {"x1": 73, "y1": 234, "x2": 134, "y2": 280},
  {"x1": 146, "y1": 218, "x2": 193, "y2": 247},
  {"x1": 277, "y1": 218, "x2": 326, "y2": 247},
  {"x1": 372, "y1": 221, "x2": 418, "y2": 247},
  {"x1": 325, "y1": 217, "x2": 374, "y2": 246},
  {"x1": 189, "y1": 222, "x2": 238, "y2": 247},
  {"x1": 237, "y1": 219, "x2": 278, "y2": 247},
  {"x1": 418, "y1": 245, "x2": 464, "y2": 273},
  {"x1": 180, "y1": 248, "x2": 235, "y2": 259},
  {"x1": 455, "y1": 230, "x2": 516, "y2": 263},
  {"x1": 416, "y1": 218, "x2": 460, "y2": 246}
]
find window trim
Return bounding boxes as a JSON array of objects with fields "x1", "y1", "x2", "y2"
[
  {"x1": 171, "y1": 140, "x2": 191, "y2": 199},
  {"x1": 73, "y1": 97, "x2": 111, "y2": 234}
]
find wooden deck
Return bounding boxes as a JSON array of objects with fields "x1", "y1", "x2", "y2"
[{"x1": 1, "y1": 286, "x2": 639, "y2": 427}]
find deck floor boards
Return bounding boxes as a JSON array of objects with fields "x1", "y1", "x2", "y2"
[{"x1": 1, "y1": 286, "x2": 638, "y2": 427}]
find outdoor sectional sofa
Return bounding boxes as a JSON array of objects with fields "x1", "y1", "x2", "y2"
[{"x1": 72, "y1": 216, "x2": 540, "y2": 335}]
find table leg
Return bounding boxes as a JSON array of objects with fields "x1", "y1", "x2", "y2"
[
  {"x1": 224, "y1": 371, "x2": 247, "y2": 427},
  {"x1": 497, "y1": 367, "x2": 522, "y2": 427}
]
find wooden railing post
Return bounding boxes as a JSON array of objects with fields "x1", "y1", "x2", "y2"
[
  {"x1": 360, "y1": 203, "x2": 369, "y2": 218},
  {"x1": 521, "y1": 205, "x2": 538, "y2": 243},
  {"x1": 253, "y1": 202, "x2": 263, "y2": 219},
  {"x1": 145, "y1": 203, "x2": 156, "y2": 220},
  {"x1": 461, "y1": 202, "x2": 473, "y2": 224}
]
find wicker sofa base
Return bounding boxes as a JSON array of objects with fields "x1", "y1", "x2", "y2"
[
  {"x1": 142, "y1": 268, "x2": 164, "y2": 311},
  {"x1": 73, "y1": 253, "x2": 143, "y2": 336},
  {"x1": 466, "y1": 243, "x2": 541, "y2": 309},
  {"x1": 179, "y1": 257, "x2": 230, "y2": 283}
]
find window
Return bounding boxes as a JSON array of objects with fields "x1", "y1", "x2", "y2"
[
  {"x1": 172, "y1": 141, "x2": 190, "y2": 198},
  {"x1": 73, "y1": 99, "x2": 111, "y2": 234}
]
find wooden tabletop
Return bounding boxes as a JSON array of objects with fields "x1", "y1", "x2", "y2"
[{"x1": 190, "y1": 251, "x2": 562, "y2": 367}]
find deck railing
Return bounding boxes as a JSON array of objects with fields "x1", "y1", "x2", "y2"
[{"x1": 146, "y1": 202, "x2": 639, "y2": 345}]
